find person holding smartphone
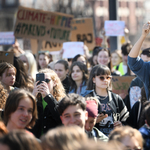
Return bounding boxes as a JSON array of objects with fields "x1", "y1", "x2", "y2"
[
  {"x1": 86, "y1": 65, "x2": 129, "y2": 136},
  {"x1": 31, "y1": 68, "x2": 66, "y2": 138}
]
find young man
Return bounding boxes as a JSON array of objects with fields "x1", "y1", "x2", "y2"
[
  {"x1": 128, "y1": 21, "x2": 150, "y2": 99},
  {"x1": 114, "y1": 42, "x2": 132, "y2": 75},
  {"x1": 57, "y1": 93, "x2": 88, "y2": 132},
  {"x1": 85, "y1": 97, "x2": 108, "y2": 141}
]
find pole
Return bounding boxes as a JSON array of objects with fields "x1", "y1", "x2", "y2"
[{"x1": 109, "y1": 0, "x2": 118, "y2": 52}]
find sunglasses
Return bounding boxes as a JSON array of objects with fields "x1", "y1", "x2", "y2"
[
  {"x1": 99, "y1": 76, "x2": 112, "y2": 81},
  {"x1": 45, "y1": 78, "x2": 51, "y2": 83}
]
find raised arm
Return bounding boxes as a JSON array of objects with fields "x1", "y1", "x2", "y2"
[{"x1": 129, "y1": 21, "x2": 150, "y2": 58}]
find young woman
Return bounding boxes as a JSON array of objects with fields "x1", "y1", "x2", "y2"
[
  {"x1": 69, "y1": 61, "x2": 91, "y2": 97},
  {"x1": 97, "y1": 48, "x2": 121, "y2": 76},
  {"x1": 54, "y1": 59, "x2": 70, "y2": 94},
  {"x1": 86, "y1": 65, "x2": 129, "y2": 136},
  {"x1": 0, "y1": 62, "x2": 16, "y2": 93},
  {"x1": 14, "y1": 57, "x2": 34, "y2": 92},
  {"x1": 38, "y1": 51, "x2": 52, "y2": 70},
  {"x1": 4, "y1": 89, "x2": 38, "y2": 132},
  {"x1": 19, "y1": 51, "x2": 37, "y2": 82},
  {"x1": 111, "y1": 50, "x2": 122, "y2": 67},
  {"x1": 32, "y1": 68, "x2": 66, "y2": 138}
]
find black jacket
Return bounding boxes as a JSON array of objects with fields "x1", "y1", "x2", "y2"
[
  {"x1": 30, "y1": 94, "x2": 62, "y2": 138},
  {"x1": 86, "y1": 90, "x2": 129, "y2": 123},
  {"x1": 62, "y1": 76, "x2": 70, "y2": 94}
]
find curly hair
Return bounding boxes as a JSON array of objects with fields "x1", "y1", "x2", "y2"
[
  {"x1": 0, "y1": 82, "x2": 8, "y2": 110},
  {"x1": 39, "y1": 68, "x2": 66, "y2": 101}
]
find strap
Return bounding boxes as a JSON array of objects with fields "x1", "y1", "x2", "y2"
[
  {"x1": 116, "y1": 65, "x2": 119, "y2": 70},
  {"x1": 137, "y1": 101, "x2": 141, "y2": 122}
]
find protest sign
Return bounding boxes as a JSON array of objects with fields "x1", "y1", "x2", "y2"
[
  {"x1": 104, "y1": 21, "x2": 125, "y2": 36},
  {"x1": 30, "y1": 39, "x2": 62, "y2": 54},
  {"x1": 0, "y1": 32, "x2": 15, "y2": 45},
  {"x1": 0, "y1": 51, "x2": 14, "y2": 64},
  {"x1": 62, "y1": 42, "x2": 84, "y2": 58},
  {"x1": 111, "y1": 76, "x2": 135, "y2": 99},
  {"x1": 14, "y1": 6, "x2": 73, "y2": 43},
  {"x1": 71, "y1": 18, "x2": 95, "y2": 50}
]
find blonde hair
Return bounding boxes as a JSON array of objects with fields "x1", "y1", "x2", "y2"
[{"x1": 39, "y1": 68, "x2": 66, "y2": 101}]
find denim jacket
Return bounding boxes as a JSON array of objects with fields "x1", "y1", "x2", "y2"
[{"x1": 69, "y1": 82, "x2": 92, "y2": 97}]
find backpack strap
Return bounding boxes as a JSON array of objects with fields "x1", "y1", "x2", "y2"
[
  {"x1": 137, "y1": 101, "x2": 141, "y2": 122},
  {"x1": 116, "y1": 65, "x2": 119, "y2": 70}
]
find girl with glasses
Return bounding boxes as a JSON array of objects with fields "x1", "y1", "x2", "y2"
[
  {"x1": 32, "y1": 68, "x2": 66, "y2": 138},
  {"x1": 86, "y1": 65, "x2": 129, "y2": 136}
]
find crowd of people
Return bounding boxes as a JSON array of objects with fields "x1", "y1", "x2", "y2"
[{"x1": 0, "y1": 22, "x2": 150, "y2": 150}]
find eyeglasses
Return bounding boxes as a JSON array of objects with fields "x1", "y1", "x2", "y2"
[
  {"x1": 99, "y1": 76, "x2": 112, "y2": 81},
  {"x1": 45, "y1": 79, "x2": 51, "y2": 83}
]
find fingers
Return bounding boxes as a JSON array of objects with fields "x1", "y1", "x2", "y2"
[{"x1": 114, "y1": 121, "x2": 122, "y2": 127}]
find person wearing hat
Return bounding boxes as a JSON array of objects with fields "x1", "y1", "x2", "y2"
[{"x1": 85, "y1": 97, "x2": 108, "y2": 141}]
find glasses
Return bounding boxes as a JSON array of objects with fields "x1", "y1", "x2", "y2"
[
  {"x1": 98, "y1": 76, "x2": 112, "y2": 81},
  {"x1": 45, "y1": 79, "x2": 51, "y2": 83}
]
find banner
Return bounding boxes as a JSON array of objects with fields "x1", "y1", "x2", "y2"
[
  {"x1": 71, "y1": 18, "x2": 95, "y2": 50},
  {"x1": 111, "y1": 76, "x2": 135, "y2": 99},
  {"x1": 104, "y1": 21, "x2": 125, "y2": 36},
  {"x1": 14, "y1": 6, "x2": 73, "y2": 43},
  {"x1": 0, "y1": 51, "x2": 14, "y2": 64},
  {"x1": 0, "y1": 32, "x2": 15, "y2": 45}
]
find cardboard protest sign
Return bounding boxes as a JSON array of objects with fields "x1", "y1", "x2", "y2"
[
  {"x1": 0, "y1": 32, "x2": 15, "y2": 45},
  {"x1": 104, "y1": 21, "x2": 125, "y2": 36},
  {"x1": 62, "y1": 42, "x2": 84, "y2": 58},
  {"x1": 111, "y1": 76, "x2": 135, "y2": 99},
  {"x1": 14, "y1": 6, "x2": 73, "y2": 43},
  {"x1": 30, "y1": 39, "x2": 62, "y2": 54},
  {"x1": 0, "y1": 51, "x2": 14, "y2": 64},
  {"x1": 71, "y1": 18, "x2": 95, "y2": 50}
]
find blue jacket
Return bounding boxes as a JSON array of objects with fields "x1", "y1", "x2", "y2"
[
  {"x1": 127, "y1": 56, "x2": 150, "y2": 99},
  {"x1": 69, "y1": 85, "x2": 92, "y2": 97},
  {"x1": 139, "y1": 124, "x2": 150, "y2": 150}
]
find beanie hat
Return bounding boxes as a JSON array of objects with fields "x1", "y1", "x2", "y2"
[{"x1": 86, "y1": 100, "x2": 98, "y2": 118}]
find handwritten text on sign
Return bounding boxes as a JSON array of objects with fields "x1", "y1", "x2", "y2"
[
  {"x1": 62, "y1": 42, "x2": 84, "y2": 58},
  {"x1": 111, "y1": 76, "x2": 135, "y2": 99},
  {"x1": 71, "y1": 18, "x2": 95, "y2": 50},
  {"x1": 14, "y1": 6, "x2": 73, "y2": 43},
  {"x1": 104, "y1": 21, "x2": 125, "y2": 36}
]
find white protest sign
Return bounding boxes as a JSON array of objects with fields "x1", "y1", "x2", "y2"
[
  {"x1": 104, "y1": 21, "x2": 125, "y2": 36},
  {"x1": 0, "y1": 32, "x2": 15, "y2": 45},
  {"x1": 62, "y1": 42, "x2": 84, "y2": 58}
]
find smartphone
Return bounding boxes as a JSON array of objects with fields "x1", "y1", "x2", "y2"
[{"x1": 36, "y1": 73, "x2": 45, "y2": 85}]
